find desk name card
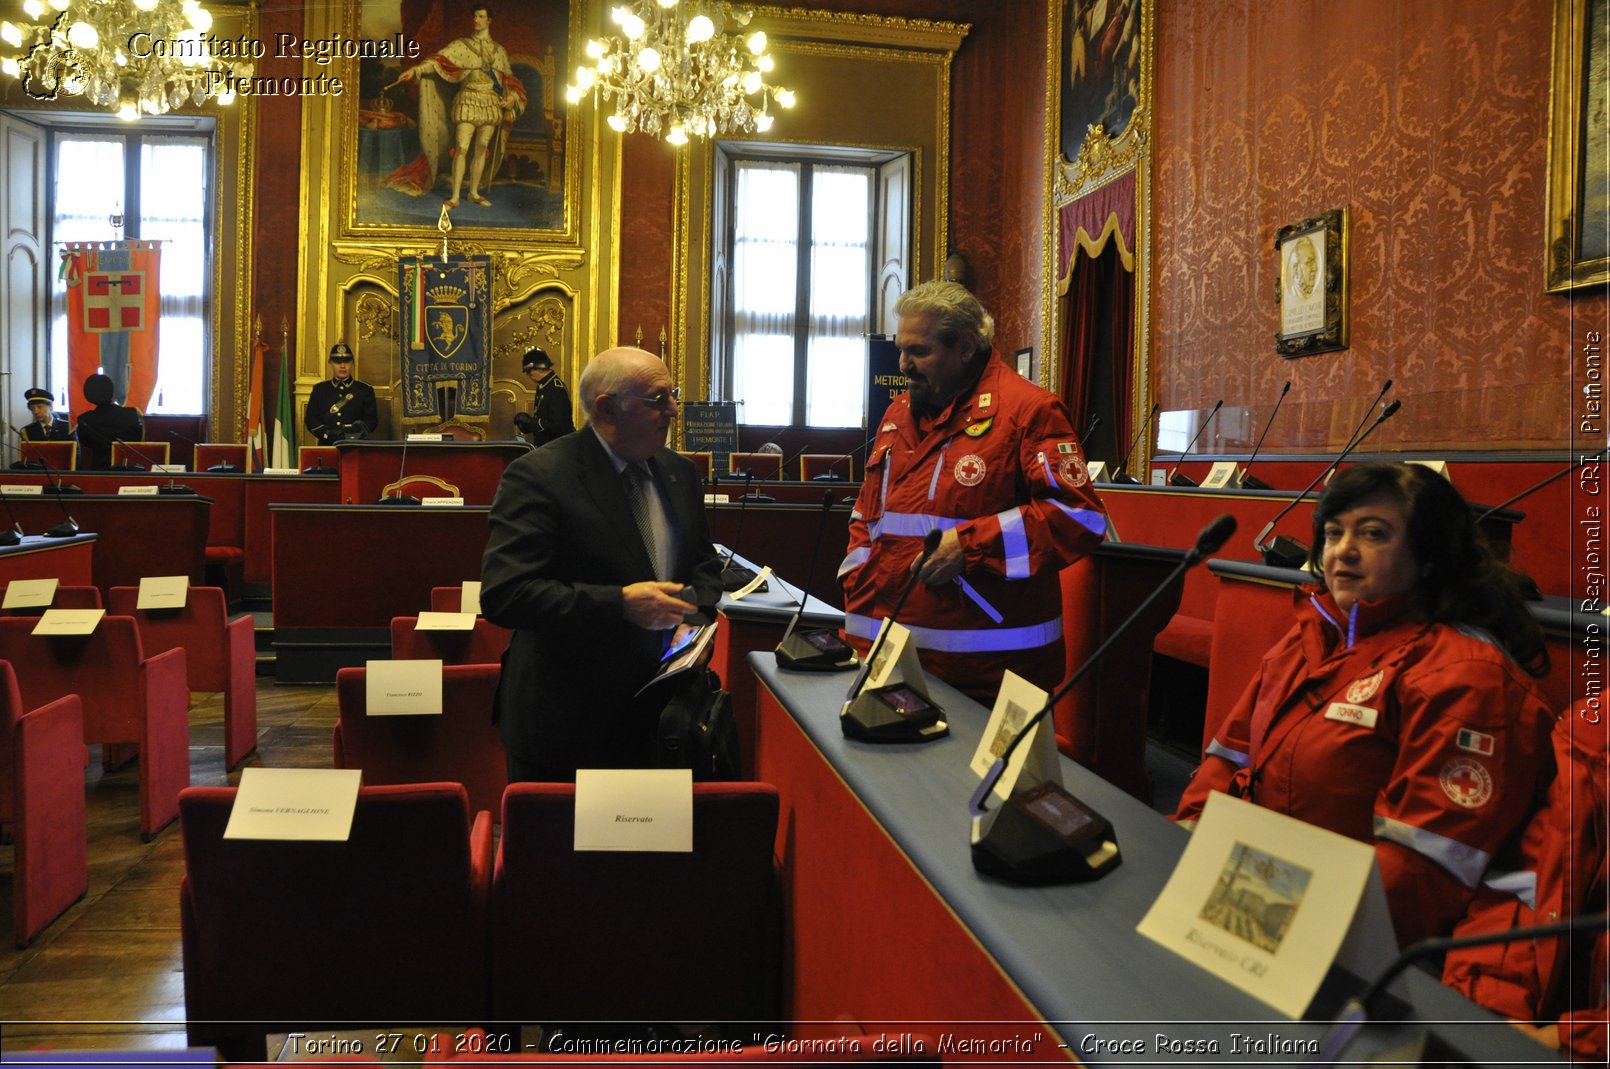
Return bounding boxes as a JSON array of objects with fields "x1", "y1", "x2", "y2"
[
  {"x1": 406, "y1": 433, "x2": 445, "y2": 442},
  {"x1": 152, "y1": 464, "x2": 187, "y2": 474},
  {"x1": 262, "y1": 467, "x2": 302, "y2": 475},
  {"x1": 137, "y1": 575, "x2": 190, "y2": 610},
  {"x1": 1, "y1": 484, "x2": 43, "y2": 496},
  {"x1": 416, "y1": 611, "x2": 476, "y2": 631},
  {"x1": 460, "y1": 580, "x2": 482, "y2": 615},
  {"x1": 1200, "y1": 462, "x2": 1241, "y2": 489},
  {"x1": 3, "y1": 577, "x2": 58, "y2": 609},
  {"x1": 33, "y1": 608, "x2": 105, "y2": 636},
  {"x1": 224, "y1": 767, "x2": 362, "y2": 841},
  {"x1": 421, "y1": 497, "x2": 465, "y2": 507},
  {"x1": 574, "y1": 768, "x2": 693, "y2": 852},
  {"x1": 117, "y1": 485, "x2": 160, "y2": 496},
  {"x1": 728, "y1": 564, "x2": 773, "y2": 601},
  {"x1": 364, "y1": 658, "x2": 443, "y2": 715}
]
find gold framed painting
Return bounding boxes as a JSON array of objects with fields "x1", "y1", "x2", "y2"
[
  {"x1": 1275, "y1": 206, "x2": 1349, "y2": 358},
  {"x1": 339, "y1": 0, "x2": 578, "y2": 243},
  {"x1": 1545, "y1": 0, "x2": 1609, "y2": 292}
]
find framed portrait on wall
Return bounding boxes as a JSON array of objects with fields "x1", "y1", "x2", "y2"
[
  {"x1": 1059, "y1": 0, "x2": 1142, "y2": 161},
  {"x1": 1545, "y1": 0, "x2": 1609, "y2": 291},
  {"x1": 1275, "y1": 207, "x2": 1349, "y2": 358},
  {"x1": 341, "y1": 0, "x2": 574, "y2": 240}
]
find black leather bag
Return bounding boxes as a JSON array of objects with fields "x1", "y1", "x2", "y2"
[{"x1": 655, "y1": 666, "x2": 741, "y2": 781}]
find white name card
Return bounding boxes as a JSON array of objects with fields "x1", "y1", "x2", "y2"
[
  {"x1": 406, "y1": 433, "x2": 445, "y2": 442},
  {"x1": 459, "y1": 581, "x2": 482, "y2": 615},
  {"x1": 364, "y1": 658, "x2": 443, "y2": 716},
  {"x1": 728, "y1": 564, "x2": 773, "y2": 601},
  {"x1": 1201, "y1": 461, "x2": 1241, "y2": 489},
  {"x1": 137, "y1": 575, "x2": 190, "y2": 610},
  {"x1": 574, "y1": 768, "x2": 693, "y2": 852},
  {"x1": 117, "y1": 485, "x2": 160, "y2": 496},
  {"x1": 1085, "y1": 460, "x2": 1108, "y2": 482},
  {"x1": 262, "y1": 467, "x2": 302, "y2": 475},
  {"x1": 3, "y1": 577, "x2": 59, "y2": 609},
  {"x1": 1150, "y1": 468, "x2": 1168, "y2": 486},
  {"x1": 421, "y1": 496, "x2": 465, "y2": 507},
  {"x1": 1, "y1": 484, "x2": 43, "y2": 496},
  {"x1": 703, "y1": 493, "x2": 731, "y2": 504},
  {"x1": 152, "y1": 463, "x2": 187, "y2": 474},
  {"x1": 33, "y1": 608, "x2": 105, "y2": 636},
  {"x1": 971, "y1": 671, "x2": 1058, "y2": 802},
  {"x1": 224, "y1": 767, "x2": 363, "y2": 841},
  {"x1": 416, "y1": 611, "x2": 476, "y2": 631},
  {"x1": 1408, "y1": 459, "x2": 1451, "y2": 479}
]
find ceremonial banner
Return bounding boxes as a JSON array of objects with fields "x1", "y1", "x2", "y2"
[
  {"x1": 246, "y1": 335, "x2": 268, "y2": 470},
  {"x1": 60, "y1": 241, "x2": 162, "y2": 415},
  {"x1": 399, "y1": 255, "x2": 493, "y2": 420}
]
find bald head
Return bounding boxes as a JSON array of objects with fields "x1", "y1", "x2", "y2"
[{"x1": 579, "y1": 347, "x2": 679, "y2": 461}]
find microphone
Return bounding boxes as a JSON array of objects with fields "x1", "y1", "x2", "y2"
[
  {"x1": 112, "y1": 439, "x2": 194, "y2": 494},
  {"x1": 13, "y1": 428, "x2": 82, "y2": 496},
  {"x1": 1238, "y1": 380, "x2": 1291, "y2": 490},
  {"x1": 1475, "y1": 445, "x2": 1610, "y2": 525},
  {"x1": 839, "y1": 528, "x2": 949, "y2": 743},
  {"x1": 1313, "y1": 911, "x2": 1610, "y2": 1064},
  {"x1": 774, "y1": 489, "x2": 859, "y2": 672},
  {"x1": 969, "y1": 515, "x2": 1237, "y2": 883},
  {"x1": 1165, "y1": 399, "x2": 1222, "y2": 486},
  {"x1": 378, "y1": 436, "x2": 420, "y2": 505},
  {"x1": 776, "y1": 430, "x2": 877, "y2": 485},
  {"x1": 1338, "y1": 378, "x2": 1394, "y2": 459},
  {"x1": 1253, "y1": 399, "x2": 1403, "y2": 568},
  {"x1": 0, "y1": 484, "x2": 25, "y2": 546},
  {"x1": 1079, "y1": 413, "x2": 1101, "y2": 450},
  {"x1": 1109, "y1": 403, "x2": 1159, "y2": 484},
  {"x1": 718, "y1": 472, "x2": 762, "y2": 590}
]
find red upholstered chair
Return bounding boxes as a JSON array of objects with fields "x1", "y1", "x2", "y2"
[
  {"x1": 298, "y1": 445, "x2": 339, "y2": 473},
  {"x1": 0, "y1": 616, "x2": 188, "y2": 840},
  {"x1": 109, "y1": 440, "x2": 171, "y2": 469},
  {"x1": 107, "y1": 586, "x2": 258, "y2": 771},
  {"x1": 179, "y1": 782, "x2": 493, "y2": 1061},
  {"x1": 430, "y1": 585, "x2": 484, "y2": 613},
  {"x1": 1201, "y1": 578, "x2": 1300, "y2": 755},
  {"x1": 333, "y1": 663, "x2": 507, "y2": 818},
  {"x1": 728, "y1": 451, "x2": 783, "y2": 481},
  {"x1": 492, "y1": 782, "x2": 781, "y2": 1026},
  {"x1": 800, "y1": 453, "x2": 855, "y2": 481},
  {"x1": 0, "y1": 584, "x2": 102, "y2": 615},
  {"x1": 0, "y1": 660, "x2": 87, "y2": 947},
  {"x1": 193, "y1": 443, "x2": 250, "y2": 473},
  {"x1": 17, "y1": 439, "x2": 77, "y2": 470},
  {"x1": 391, "y1": 615, "x2": 510, "y2": 666},
  {"x1": 382, "y1": 474, "x2": 462, "y2": 500},
  {"x1": 677, "y1": 450, "x2": 713, "y2": 480}
]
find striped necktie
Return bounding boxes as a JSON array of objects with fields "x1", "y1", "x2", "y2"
[{"x1": 622, "y1": 462, "x2": 665, "y2": 579}]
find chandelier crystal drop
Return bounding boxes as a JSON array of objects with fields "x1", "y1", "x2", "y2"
[
  {"x1": 566, "y1": 0, "x2": 795, "y2": 144},
  {"x1": 0, "y1": 0, "x2": 251, "y2": 118}
]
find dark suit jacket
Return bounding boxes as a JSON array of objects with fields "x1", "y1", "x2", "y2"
[
  {"x1": 74, "y1": 404, "x2": 145, "y2": 469},
  {"x1": 480, "y1": 428, "x2": 722, "y2": 779}
]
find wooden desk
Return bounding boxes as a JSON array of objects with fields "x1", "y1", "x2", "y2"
[
  {"x1": 707, "y1": 499, "x2": 855, "y2": 608},
  {"x1": 752, "y1": 656, "x2": 1566, "y2": 1064},
  {"x1": 270, "y1": 504, "x2": 491, "y2": 682},
  {"x1": 0, "y1": 533, "x2": 96, "y2": 586},
  {"x1": 4, "y1": 494, "x2": 209, "y2": 594},
  {"x1": 336, "y1": 440, "x2": 529, "y2": 505}
]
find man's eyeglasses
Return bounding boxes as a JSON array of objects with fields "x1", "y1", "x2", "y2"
[{"x1": 629, "y1": 388, "x2": 681, "y2": 411}]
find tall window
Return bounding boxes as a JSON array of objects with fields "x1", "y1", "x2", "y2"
[
  {"x1": 720, "y1": 152, "x2": 885, "y2": 428},
  {"x1": 48, "y1": 127, "x2": 212, "y2": 416}
]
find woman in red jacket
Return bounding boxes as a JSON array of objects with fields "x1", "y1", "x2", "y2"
[{"x1": 1175, "y1": 462, "x2": 1552, "y2": 948}]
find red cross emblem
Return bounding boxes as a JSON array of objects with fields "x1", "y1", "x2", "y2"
[
  {"x1": 954, "y1": 453, "x2": 987, "y2": 487},
  {"x1": 1438, "y1": 757, "x2": 1492, "y2": 809},
  {"x1": 84, "y1": 271, "x2": 146, "y2": 333}
]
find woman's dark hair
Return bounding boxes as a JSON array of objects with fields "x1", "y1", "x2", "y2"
[
  {"x1": 1308, "y1": 462, "x2": 1547, "y2": 677},
  {"x1": 82, "y1": 373, "x2": 114, "y2": 406}
]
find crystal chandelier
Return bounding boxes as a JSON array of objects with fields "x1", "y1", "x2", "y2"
[
  {"x1": 0, "y1": 0, "x2": 249, "y2": 119},
  {"x1": 566, "y1": 0, "x2": 796, "y2": 145}
]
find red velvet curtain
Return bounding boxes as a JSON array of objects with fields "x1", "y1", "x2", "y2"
[{"x1": 1057, "y1": 173, "x2": 1137, "y2": 463}]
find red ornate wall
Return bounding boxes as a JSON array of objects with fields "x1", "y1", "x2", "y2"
[{"x1": 1150, "y1": 0, "x2": 1605, "y2": 452}]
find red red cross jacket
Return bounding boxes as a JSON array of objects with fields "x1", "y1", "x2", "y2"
[
  {"x1": 1175, "y1": 588, "x2": 1553, "y2": 947},
  {"x1": 838, "y1": 356, "x2": 1107, "y2": 700}
]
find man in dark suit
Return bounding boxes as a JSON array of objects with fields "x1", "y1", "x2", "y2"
[
  {"x1": 481, "y1": 346, "x2": 722, "y2": 781},
  {"x1": 73, "y1": 373, "x2": 144, "y2": 470}
]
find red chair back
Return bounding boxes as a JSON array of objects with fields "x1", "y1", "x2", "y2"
[
  {"x1": 0, "y1": 584, "x2": 102, "y2": 615},
  {"x1": 297, "y1": 445, "x2": 339, "y2": 472},
  {"x1": 110, "y1": 441, "x2": 170, "y2": 469},
  {"x1": 18, "y1": 440, "x2": 76, "y2": 470},
  {"x1": 430, "y1": 585, "x2": 482, "y2": 613},
  {"x1": 800, "y1": 453, "x2": 855, "y2": 481},
  {"x1": 390, "y1": 615, "x2": 510, "y2": 665},
  {"x1": 729, "y1": 451, "x2": 783, "y2": 481},
  {"x1": 492, "y1": 782, "x2": 780, "y2": 1023},
  {"x1": 677, "y1": 450, "x2": 713, "y2": 479},
  {"x1": 0, "y1": 615, "x2": 149, "y2": 744},
  {"x1": 194, "y1": 443, "x2": 250, "y2": 472}
]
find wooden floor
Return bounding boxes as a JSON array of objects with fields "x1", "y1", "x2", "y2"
[{"x1": 0, "y1": 679, "x2": 340, "y2": 1054}]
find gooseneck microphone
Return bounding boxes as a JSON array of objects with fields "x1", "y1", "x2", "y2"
[
  {"x1": 774, "y1": 490, "x2": 858, "y2": 672},
  {"x1": 1079, "y1": 413, "x2": 1102, "y2": 450},
  {"x1": 1165, "y1": 399, "x2": 1223, "y2": 486},
  {"x1": 969, "y1": 515, "x2": 1237, "y2": 883},
  {"x1": 1475, "y1": 445, "x2": 1610, "y2": 524},
  {"x1": 718, "y1": 472, "x2": 763, "y2": 590},
  {"x1": 840, "y1": 529, "x2": 948, "y2": 742},
  {"x1": 1338, "y1": 378, "x2": 1393, "y2": 458},
  {"x1": 1238, "y1": 380, "x2": 1291, "y2": 490},
  {"x1": 113, "y1": 439, "x2": 194, "y2": 494},
  {"x1": 1110, "y1": 403, "x2": 1159, "y2": 485},
  {"x1": 378, "y1": 437, "x2": 420, "y2": 505},
  {"x1": 1253, "y1": 399, "x2": 1402, "y2": 568},
  {"x1": 0, "y1": 485, "x2": 24, "y2": 546}
]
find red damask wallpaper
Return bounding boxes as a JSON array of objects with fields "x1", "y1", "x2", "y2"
[{"x1": 1151, "y1": 0, "x2": 1605, "y2": 452}]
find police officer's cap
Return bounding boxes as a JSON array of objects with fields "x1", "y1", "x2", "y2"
[
  {"x1": 24, "y1": 387, "x2": 52, "y2": 404},
  {"x1": 522, "y1": 348, "x2": 553, "y2": 372},
  {"x1": 328, "y1": 342, "x2": 354, "y2": 363}
]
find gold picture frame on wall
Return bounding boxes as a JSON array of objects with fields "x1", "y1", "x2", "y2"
[
  {"x1": 1275, "y1": 206, "x2": 1349, "y2": 358},
  {"x1": 1545, "y1": 0, "x2": 1609, "y2": 292},
  {"x1": 337, "y1": 0, "x2": 579, "y2": 244}
]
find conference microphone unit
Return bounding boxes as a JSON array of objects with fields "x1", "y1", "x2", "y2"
[
  {"x1": 774, "y1": 489, "x2": 859, "y2": 673},
  {"x1": 1238, "y1": 380, "x2": 1291, "y2": 490},
  {"x1": 1165, "y1": 399, "x2": 1222, "y2": 486},
  {"x1": 14, "y1": 429, "x2": 83, "y2": 498},
  {"x1": 377, "y1": 436, "x2": 420, "y2": 505},
  {"x1": 1311, "y1": 910, "x2": 1610, "y2": 1066},
  {"x1": 168, "y1": 428, "x2": 243, "y2": 473},
  {"x1": 113, "y1": 439, "x2": 195, "y2": 494},
  {"x1": 718, "y1": 472, "x2": 765, "y2": 591},
  {"x1": 969, "y1": 514, "x2": 1237, "y2": 884},
  {"x1": 839, "y1": 529, "x2": 948, "y2": 743},
  {"x1": 1253, "y1": 399, "x2": 1402, "y2": 568},
  {"x1": 1109, "y1": 403, "x2": 1159, "y2": 484}
]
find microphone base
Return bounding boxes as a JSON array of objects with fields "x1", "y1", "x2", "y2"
[
  {"x1": 1108, "y1": 472, "x2": 1140, "y2": 485},
  {"x1": 739, "y1": 493, "x2": 776, "y2": 504},
  {"x1": 774, "y1": 630, "x2": 859, "y2": 673},
  {"x1": 45, "y1": 484, "x2": 83, "y2": 495},
  {"x1": 970, "y1": 782, "x2": 1121, "y2": 885},
  {"x1": 108, "y1": 463, "x2": 147, "y2": 472},
  {"x1": 376, "y1": 495, "x2": 422, "y2": 506},
  {"x1": 840, "y1": 688, "x2": 948, "y2": 743},
  {"x1": 1239, "y1": 472, "x2": 1272, "y2": 490},
  {"x1": 720, "y1": 564, "x2": 765, "y2": 593},
  {"x1": 157, "y1": 485, "x2": 197, "y2": 495},
  {"x1": 206, "y1": 464, "x2": 243, "y2": 474},
  {"x1": 0, "y1": 528, "x2": 20, "y2": 547},
  {"x1": 1261, "y1": 534, "x2": 1309, "y2": 570},
  {"x1": 302, "y1": 465, "x2": 337, "y2": 475},
  {"x1": 1168, "y1": 473, "x2": 1199, "y2": 487},
  {"x1": 44, "y1": 522, "x2": 80, "y2": 538}
]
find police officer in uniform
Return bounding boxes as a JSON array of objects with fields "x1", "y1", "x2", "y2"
[
  {"x1": 21, "y1": 387, "x2": 75, "y2": 442},
  {"x1": 512, "y1": 347, "x2": 573, "y2": 447},
  {"x1": 304, "y1": 342, "x2": 379, "y2": 445}
]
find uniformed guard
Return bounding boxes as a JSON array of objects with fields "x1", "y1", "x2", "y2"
[
  {"x1": 304, "y1": 342, "x2": 379, "y2": 445},
  {"x1": 512, "y1": 346, "x2": 574, "y2": 447},
  {"x1": 21, "y1": 387, "x2": 75, "y2": 442}
]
